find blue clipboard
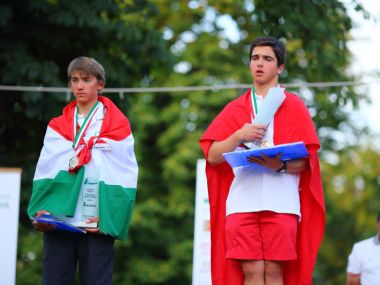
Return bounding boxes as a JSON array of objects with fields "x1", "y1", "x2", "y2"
[
  {"x1": 223, "y1": 141, "x2": 309, "y2": 169},
  {"x1": 30, "y1": 214, "x2": 86, "y2": 234}
]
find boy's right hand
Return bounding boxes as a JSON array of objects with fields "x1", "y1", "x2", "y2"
[
  {"x1": 33, "y1": 210, "x2": 56, "y2": 232},
  {"x1": 237, "y1": 123, "x2": 267, "y2": 144}
]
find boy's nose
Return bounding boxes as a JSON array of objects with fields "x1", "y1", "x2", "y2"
[{"x1": 257, "y1": 61, "x2": 263, "y2": 67}]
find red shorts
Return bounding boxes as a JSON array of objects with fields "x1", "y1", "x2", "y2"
[{"x1": 225, "y1": 211, "x2": 298, "y2": 261}]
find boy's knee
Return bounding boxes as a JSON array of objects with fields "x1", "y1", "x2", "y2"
[
  {"x1": 264, "y1": 260, "x2": 283, "y2": 280},
  {"x1": 241, "y1": 260, "x2": 265, "y2": 279}
]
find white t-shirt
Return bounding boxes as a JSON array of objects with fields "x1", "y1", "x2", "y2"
[
  {"x1": 226, "y1": 94, "x2": 301, "y2": 217},
  {"x1": 347, "y1": 236, "x2": 380, "y2": 285}
]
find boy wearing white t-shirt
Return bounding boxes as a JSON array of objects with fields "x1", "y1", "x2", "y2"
[{"x1": 200, "y1": 36, "x2": 325, "y2": 285}]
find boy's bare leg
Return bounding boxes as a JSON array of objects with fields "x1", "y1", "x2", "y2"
[
  {"x1": 241, "y1": 260, "x2": 265, "y2": 285},
  {"x1": 264, "y1": 260, "x2": 283, "y2": 285}
]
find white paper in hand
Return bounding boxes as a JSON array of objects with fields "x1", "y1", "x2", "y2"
[
  {"x1": 244, "y1": 87, "x2": 286, "y2": 149},
  {"x1": 253, "y1": 87, "x2": 286, "y2": 125}
]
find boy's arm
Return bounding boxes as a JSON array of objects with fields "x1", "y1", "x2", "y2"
[
  {"x1": 207, "y1": 123, "x2": 266, "y2": 165},
  {"x1": 346, "y1": 273, "x2": 360, "y2": 285},
  {"x1": 346, "y1": 244, "x2": 361, "y2": 285},
  {"x1": 248, "y1": 154, "x2": 308, "y2": 173}
]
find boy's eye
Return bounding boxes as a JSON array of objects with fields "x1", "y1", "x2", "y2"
[{"x1": 70, "y1": 77, "x2": 94, "y2": 83}]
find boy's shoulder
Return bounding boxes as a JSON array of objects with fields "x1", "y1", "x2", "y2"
[{"x1": 283, "y1": 90, "x2": 308, "y2": 111}]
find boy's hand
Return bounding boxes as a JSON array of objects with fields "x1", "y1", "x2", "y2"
[
  {"x1": 33, "y1": 210, "x2": 56, "y2": 232},
  {"x1": 237, "y1": 123, "x2": 267, "y2": 144},
  {"x1": 84, "y1": 217, "x2": 100, "y2": 234},
  {"x1": 247, "y1": 153, "x2": 283, "y2": 171}
]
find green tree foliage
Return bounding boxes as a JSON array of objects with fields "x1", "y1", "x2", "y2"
[
  {"x1": 318, "y1": 146, "x2": 380, "y2": 285},
  {"x1": 0, "y1": 0, "x2": 374, "y2": 284},
  {"x1": 0, "y1": 1, "x2": 174, "y2": 284},
  {"x1": 154, "y1": 0, "x2": 361, "y2": 130}
]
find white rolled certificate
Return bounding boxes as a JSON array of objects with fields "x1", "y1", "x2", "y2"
[
  {"x1": 253, "y1": 86, "x2": 286, "y2": 124},
  {"x1": 244, "y1": 87, "x2": 286, "y2": 149}
]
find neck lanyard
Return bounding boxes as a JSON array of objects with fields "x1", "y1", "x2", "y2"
[
  {"x1": 251, "y1": 86, "x2": 259, "y2": 117},
  {"x1": 72, "y1": 101, "x2": 100, "y2": 150}
]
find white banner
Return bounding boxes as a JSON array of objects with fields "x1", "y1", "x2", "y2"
[
  {"x1": 192, "y1": 159, "x2": 211, "y2": 285},
  {"x1": 0, "y1": 168, "x2": 22, "y2": 285}
]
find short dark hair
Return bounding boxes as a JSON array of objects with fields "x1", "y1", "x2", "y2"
[
  {"x1": 249, "y1": 36, "x2": 286, "y2": 66},
  {"x1": 67, "y1": 56, "x2": 106, "y2": 84}
]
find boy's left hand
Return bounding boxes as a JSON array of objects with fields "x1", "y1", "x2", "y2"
[
  {"x1": 247, "y1": 153, "x2": 282, "y2": 171},
  {"x1": 84, "y1": 216, "x2": 99, "y2": 233}
]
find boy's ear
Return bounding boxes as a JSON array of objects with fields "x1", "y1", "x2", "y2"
[
  {"x1": 97, "y1": 81, "x2": 105, "y2": 90},
  {"x1": 277, "y1": 64, "x2": 285, "y2": 75}
]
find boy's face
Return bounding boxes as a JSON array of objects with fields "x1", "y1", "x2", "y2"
[
  {"x1": 249, "y1": 46, "x2": 284, "y2": 86},
  {"x1": 69, "y1": 71, "x2": 104, "y2": 106}
]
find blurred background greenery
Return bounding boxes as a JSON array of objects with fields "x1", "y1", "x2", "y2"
[{"x1": 1, "y1": 0, "x2": 380, "y2": 284}]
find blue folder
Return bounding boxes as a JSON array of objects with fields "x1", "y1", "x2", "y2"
[
  {"x1": 30, "y1": 214, "x2": 86, "y2": 234},
  {"x1": 223, "y1": 141, "x2": 309, "y2": 169}
]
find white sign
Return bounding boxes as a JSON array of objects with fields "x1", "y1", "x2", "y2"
[
  {"x1": 192, "y1": 159, "x2": 211, "y2": 285},
  {"x1": 0, "y1": 168, "x2": 22, "y2": 285}
]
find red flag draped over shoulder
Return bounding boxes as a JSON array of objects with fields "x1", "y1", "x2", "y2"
[
  {"x1": 199, "y1": 89, "x2": 325, "y2": 285},
  {"x1": 49, "y1": 96, "x2": 131, "y2": 141}
]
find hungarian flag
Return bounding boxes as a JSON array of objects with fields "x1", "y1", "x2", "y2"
[{"x1": 27, "y1": 96, "x2": 138, "y2": 240}]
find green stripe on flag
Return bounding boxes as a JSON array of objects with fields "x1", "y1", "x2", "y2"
[
  {"x1": 27, "y1": 168, "x2": 84, "y2": 217},
  {"x1": 99, "y1": 183, "x2": 137, "y2": 240}
]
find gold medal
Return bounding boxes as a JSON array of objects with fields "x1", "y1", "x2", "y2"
[
  {"x1": 69, "y1": 156, "x2": 80, "y2": 169},
  {"x1": 260, "y1": 140, "x2": 274, "y2": 148}
]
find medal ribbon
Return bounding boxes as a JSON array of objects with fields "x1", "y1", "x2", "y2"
[
  {"x1": 250, "y1": 86, "x2": 259, "y2": 120},
  {"x1": 72, "y1": 101, "x2": 100, "y2": 150}
]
